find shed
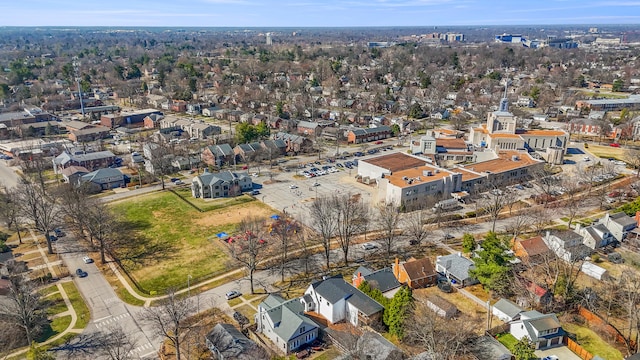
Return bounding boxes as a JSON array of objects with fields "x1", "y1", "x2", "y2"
[
  {"x1": 425, "y1": 294, "x2": 458, "y2": 319},
  {"x1": 581, "y1": 261, "x2": 608, "y2": 280}
]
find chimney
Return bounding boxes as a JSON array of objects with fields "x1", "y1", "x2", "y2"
[{"x1": 394, "y1": 257, "x2": 400, "y2": 278}]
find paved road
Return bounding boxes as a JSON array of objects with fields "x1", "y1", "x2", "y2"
[
  {"x1": 0, "y1": 160, "x2": 20, "y2": 188},
  {"x1": 55, "y1": 236, "x2": 160, "y2": 359}
]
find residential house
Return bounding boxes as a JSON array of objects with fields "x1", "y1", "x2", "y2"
[
  {"x1": 201, "y1": 144, "x2": 234, "y2": 167},
  {"x1": 17, "y1": 122, "x2": 62, "y2": 137},
  {"x1": 171, "y1": 155, "x2": 200, "y2": 170},
  {"x1": 143, "y1": 113, "x2": 164, "y2": 129},
  {"x1": 492, "y1": 298, "x2": 523, "y2": 322},
  {"x1": 59, "y1": 165, "x2": 89, "y2": 184},
  {"x1": 189, "y1": 122, "x2": 221, "y2": 139},
  {"x1": 302, "y1": 275, "x2": 384, "y2": 327},
  {"x1": 575, "y1": 223, "x2": 616, "y2": 250},
  {"x1": 273, "y1": 132, "x2": 313, "y2": 153},
  {"x1": 353, "y1": 331, "x2": 404, "y2": 360},
  {"x1": 542, "y1": 230, "x2": 592, "y2": 262},
  {"x1": 78, "y1": 168, "x2": 126, "y2": 192},
  {"x1": 467, "y1": 336, "x2": 512, "y2": 360},
  {"x1": 352, "y1": 267, "x2": 402, "y2": 299},
  {"x1": 599, "y1": 212, "x2": 638, "y2": 242},
  {"x1": 202, "y1": 107, "x2": 218, "y2": 117},
  {"x1": 205, "y1": 323, "x2": 267, "y2": 360},
  {"x1": 260, "y1": 139, "x2": 287, "y2": 160},
  {"x1": 69, "y1": 125, "x2": 111, "y2": 143},
  {"x1": 100, "y1": 108, "x2": 162, "y2": 129},
  {"x1": 53, "y1": 150, "x2": 116, "y2": 174},
  {"x1": 234, "y1": 142, "x2": 263, "y2": 162},
  {"x1": 517, "y1": 280, "x2": 553, "y2": 309},
  {"x1": 435, "y1": 253, "x2": 477, "y2": 287},
  {"x1": 191, "y1": 170, "x2": 252, "y2": 199},
  {"x1": 297, "y1": 120, "x2": 322, "y2": 137},
  {"x1": 256, "y1": 294, "x2": 319, "y2": 354},
  {"x1": 510, "y1": 310, "x2": 564, "y2": 349},
  {"x1": 392, "y1": 257, "x2": 438, "y2": 289},
  {"x1": 425, "y1": 294, "x2": 458, "y2": 319},
  {"x1": 517, "y1": 96, "x2": 534, "y2": 107},
  {"x1": 346, "y1": 126, "x2": 392, "y2": 144},
  {"x1": 513, "y1": 236, "x2": 551, "y2": 264}
]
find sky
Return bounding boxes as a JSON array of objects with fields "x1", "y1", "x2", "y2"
[{"x1": 1, "y1": 0, "x2": 640, "y2": 27}]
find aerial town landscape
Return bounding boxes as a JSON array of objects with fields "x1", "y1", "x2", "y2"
[{"x1": 1, "y1": 8, "x2": 640, "y2": 360}]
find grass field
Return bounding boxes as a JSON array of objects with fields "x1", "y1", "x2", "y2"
[
  {"x1": 111, "y1": 191, "x2": 274, "y2": 293},
  {"x1": 563, "y1": 323, "x2": 623, "y2": 360},
  {"x1": 587, "y1": 144, "x2": 627, "y2": 161}
]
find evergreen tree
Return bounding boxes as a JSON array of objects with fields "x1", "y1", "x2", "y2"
[
  {"x1": 384, "y1": 286, "x2": 412, "y2": 338},
  {"x1": 469, "y1": 232, "x2": 514, "y2": 295}
]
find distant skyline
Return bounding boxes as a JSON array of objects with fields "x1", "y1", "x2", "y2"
[{"x1": 2, "y1": 0, "x2": 640, "y2": 28}]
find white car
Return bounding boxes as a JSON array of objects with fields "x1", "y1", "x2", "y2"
[
  {"x1": 362, "y1": 242, "x2": 378, "y2": 250},
  {"x1": 289, "y1": 184, "x2": 299, "y2": 189},
  {"x1": 82, "y1": 256, "x2": 93, "y2": 264}
]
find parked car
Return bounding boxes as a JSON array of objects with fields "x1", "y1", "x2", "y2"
[
  {"x1": 170, "y1": 177, "x2": 179, "y2": 182},
  {"x1": 174, "y1": 180, "x2": 184, "y2": 185},
  {"x1": 75, "y1": 268, "x2": 88, "y2": 278},
  {"x1": 225, "y1": 290, "x2": 241, "y2": 300},
  {"x1": 47, "y1": 235, "x2": 57, "y2": 242},
  {"x1": 610, "y1": 143, "x2": 620, "y2": 147},
  {"x1": 251, "y1": 190, "x2": 260, "y2": 195},
  {"x1": 54, "y1": 228, "x2": 65, "y2": 237},
  {"x1": 437, "y1": 278, "x2": 452, "y2": 293},
  {"x1": 82, "y1": 256, "x2": 93, "y2": 264},
  {"x1": 289, "y1": 184, "x2": 299, "y2": 189},
  {"x1": 362, "y1": 242, "x2": 378, "y2": 250}
]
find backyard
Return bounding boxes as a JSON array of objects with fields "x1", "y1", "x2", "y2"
[
  {"x1": 586, "y1": 144, "x2": 627, "y2": 161},
  {"x1": 110, "y1": 191, "x2": 274, "y2": 294}
]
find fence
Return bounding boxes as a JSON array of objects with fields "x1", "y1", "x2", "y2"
[
  {"x1": 577, "y1": 305, "x2": 637, "y2": 352},
  {"x1": 565, "y1": 338, "x2": 593, "y2": 360}
]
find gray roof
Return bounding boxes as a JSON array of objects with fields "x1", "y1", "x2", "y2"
[
  {"x1": 55, "y1": 150, "x2": 115, "y2": 165},
  {"x1": 274, "y1": 132, "x2": 308, "y2": 144},
  {"x1": 354, "y1": 266, "x2": 374, "y2": 278},
  {"x1": 361, "y1": 268, "x2": 402, "y2": 294},
  {"x1": 493, "y1": 298, "x2": 523, "y2": 319},
  {"x1": 310, "y1": 276, "x2": 384, "y2": 316},
  {"x1": 80, "y1": 168, "x2": 123, "y2": 183},
  {"x1": 208, "y1": 143, "x2": 234, "y2": 157},
  {"x1": 584, "y1": 223, "x2": 610, "y2": 242},
  {"x1": 259, "y1": 294, "x2": 318, "y2": 342},
  {"x1": 298, "y1": 120, "x2": 319, "y2": 129},
  {"x1": 196, "y1": 170, "x2": 250, "y2": 186},
  {"x1": 205, "y1": 323, "x2": 266, "y2": 360},
  {"x1": 548, "y1": 229, "x2": 584, "y2": 244},
  {"x1": 610, "y1": 212, "x2": 637, "y2": 227},
  {"x1": 468, "y1": 336, "x2": 512, "y2": 360},
  {"x1": 436, "y1": 253, "x2": 475, "y2": 282}
]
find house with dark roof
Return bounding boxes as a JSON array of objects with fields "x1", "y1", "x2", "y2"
[
  {"x1": 78, "y1": 168, "x2": 126, "y2": 192},
  {"x1": 303, "y1": 275, "x2": 384, "y2": 327},
  {"x1": 467, "y1": 335, "x2": 512, "y2": 360},
  {"x1": 392, "y1": 257, "x2": 438, "y2": 289},
  {"x1": 492, "y1": 298, "x2": 524, "y2": 322},
  {"x1": 352, "y1": 266, "x2": 402, "y2": 299},
  {"x1": 234, "y1": 142, "x2": 264, "y2": 162},
  {"x1": 59, "y1": 165, "x2": 89, "y2": 184},
  {"x1": 201, "y1": 144, "x2": 234, "y2": 167},
  {"x1": 205, "y1": 323, "x2": 267, "y2": 360},
  {"x1": 599, "y1": 212, "x2": 638, "y2": 242},
  {"x1": 435, "y1": 252, "x2": 477, "y2": 287},
  {"x1": 256, "y1": 294, "x2": 319, "y2": 354},
  {"x1": 191, "y1": 170, "x2": 252, "y2": 199},
  {"x1": 297, "y1": 120, "x2": 322, "y2": 137},
  {"x1": 510, "y1": 310, "x2": 564, "y2": 349},
  {"x1": 52, "y1": 150, "x2": 116, "y2": 174},
  {"x1": 425, "y1": 294, "x2": 458, "y2": 319},
  {"x1": 346, "y1": 125, "x2": 392, "y2": 144}
]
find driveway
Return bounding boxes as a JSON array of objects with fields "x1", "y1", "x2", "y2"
[{"x1": 535, "y1": 345, "x2": 583, "y2": 360}]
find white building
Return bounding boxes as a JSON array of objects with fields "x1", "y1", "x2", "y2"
[{"x1": 509, "y1": 310, "x2": 564, "y2": 349}]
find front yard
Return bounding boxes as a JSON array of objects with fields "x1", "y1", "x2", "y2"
[{"x1": 110, "y1": 191, "x2": 274, "y2": 294}]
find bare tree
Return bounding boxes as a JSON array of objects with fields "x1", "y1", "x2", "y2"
[
  {"x1": 309, "y1": 195, "x2": 338, "y2": 270},
  {"x1": 96, "y1": 324, "x2": 138, "y2": 360},
  {"x1": 140, "y1": 290, "x2": 194, "y2": 360},
  {"x1": 15, "y1": 180, "x2": 58, "y2": 254},
  {"x1": 404, "y1": 297, "x2": 474, "y2": 359},
  {"x1": 0, "y1": 261, "x2": 48, "y2": 345},
  {"x1": 561, "y1": 177, "x2": 583, "y2": 229},
  {"x1": 376, "y1": 202, "x2": 402, "y2": 263},
  {"x1": 228, "y1": 216, "x2": 269, "y2": 294},
  {"x1": 402, "y1": 207, "x2": 430, "y2": 246},
  {"x1": 618, "y1": 266, "x2": 640, "y2": 354},
  {"x1": 0, "y1": 188, "x2": 24, "y2": 244},
  {"x1": 625, "y1": 149, "x2": 640, "y2": 178},
  {"x1": 479, "y1": 185, "x2": 512, "y2": 232},
  {"x1": 334, "y1": 193, "x2": 369, "y2": 266},
  {"x1": 269, "y1": 216, "x2": 300, "y2": 283}
]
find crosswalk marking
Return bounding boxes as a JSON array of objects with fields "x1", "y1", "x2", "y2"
[{"x1": 94, "y1": 312, "x2": 131, "y2": 328}]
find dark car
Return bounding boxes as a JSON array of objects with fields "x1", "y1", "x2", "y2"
[
  {"x1": 54, "y1": 228, "x2": 65, "y2": 237},
  {"x1": 75, "y1": 268, "x2": 88, "y2": 278},
  {"x1": 48, "y1": 235, "x2": 58, "y2": 242},
  {"x1": 437, "y1": 278, "x2": 452, "y2": 293}
]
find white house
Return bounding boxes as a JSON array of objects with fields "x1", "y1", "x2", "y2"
[
  {"x1": 575, "y1": 223, "x2": 616, "y2": 250},
  {"x1": 256, "y1": 294, "x2": 318, "y2": 354},
  {"x1": 542, "y1": 230, "x2": 591, "y2": 263},
  {"x1": 302, "y1": 276, "x2": 384, "y2": 327},
  {"x1": 492, "y1": 298, "x2": 524, "y2": 323},
  {"x1": 599, "y1": 212, "x2": 638, "y2": 242},
  {"x1": 510, "y1": 310, "x2": 564, "y2": 349},
  {"x1": 435, "y1": 252, "x2": 477, "y2": 287}
]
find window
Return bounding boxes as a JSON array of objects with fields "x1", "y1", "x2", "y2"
[{"x1": 300, "y1": 326, "x2": 305, "y2": 334}]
